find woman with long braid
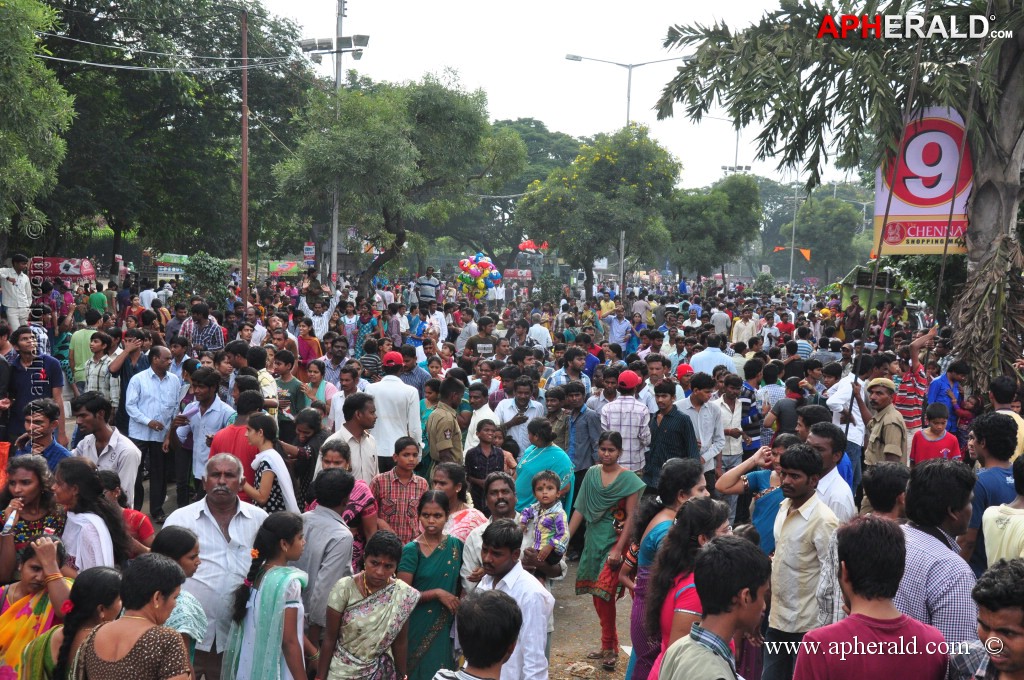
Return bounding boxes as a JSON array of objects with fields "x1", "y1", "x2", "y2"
[{"x1": 222, "y1": 512, "x2": 317, "y2": 680}]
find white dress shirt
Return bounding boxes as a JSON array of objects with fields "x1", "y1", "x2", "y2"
[
  {"x1": 816, "y1": 466, "x2": 856, "y2": 522},
  {"x1": 125, "y1": 369, "x2": 182, "y2": 442},
  {"x1": 675, "y1": 396, "x2": 725, "y2": 473},
  {"x1": 298, "y1": 290, "x2": 342, "y2": 339},
  {"x1": 0, "y1": 268, "x2": 32, "y2": 309},
  {"x1": 73, "y1": 427, "x2": 142, "y2": 506},
  {"x1": 164, "y1": 498, "x2": 268, "y2": 653},
  {"x1": 323, "y1": 426, "x2": 379, "y2": 484},
  {"x1": 366, "y1": 375, "x2": 421, "y2": 459},
  {"x1": 465, "y1": 404, "x2": 496, "y2": 450},
  {"x1": 477, "y1": 561, "x2": 556, "y2": 680},
  {"x1": 494, "y1": 398, "x2": 545, "y2": 454},
  {"x1": 825, "y1": 374, "x2": 866, "y2": 447},
  {"x1": 528, "y1": 324, "x2": 552, "y2": 350}
]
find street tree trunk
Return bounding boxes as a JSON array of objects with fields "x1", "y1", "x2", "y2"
[{"x1": 357, "y1": 210, "x2": 405, "y2": 299}]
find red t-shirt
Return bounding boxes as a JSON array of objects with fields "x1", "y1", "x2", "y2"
[
  {"x1": 794, "y1": 614, "x2": 947, "y2": 680},
  {"x1": 209, "y1": 424, "x2": 259, "y2": 500},
  {"x1": 895, "y1": 366, "x2": 929, "y2": 430},
  {"x1": 910, "y1": 430, "x2": 961, "y2": 465},
  {"x1": 777, "y1": 322, "x2": 796, "y2": 338}
]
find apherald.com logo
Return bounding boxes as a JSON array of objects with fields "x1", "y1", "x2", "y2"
[{"x1": 817, "y1": 14, "x2": 1013, "y2": 39}]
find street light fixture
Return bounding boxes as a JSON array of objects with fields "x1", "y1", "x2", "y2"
[
  {"x1": 722, "y1": 165, "x2": 751, "y2": 175},
  {"x1": 298, "y1": 26, "x2": 370, "y2": 291},
  {"x1": 564, "y1": 52, "x2": 692, "y2": 127}
]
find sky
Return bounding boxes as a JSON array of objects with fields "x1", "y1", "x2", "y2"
[{"x1": 261, "y1": 0, "x2": 855, "y2": 189}]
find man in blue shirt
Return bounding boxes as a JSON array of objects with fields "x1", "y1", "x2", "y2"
[
  {"x1": 961, "y1": 412, "x2": 1017, "y2": 577},
  {"x1": 8, "y1": 326, "x2": 66, "y2": 446},
  {"x1": 926, "y1": 360, "x2": 970, "y2": 436},
  {"x1": 14, "y1": 398, "x2": 71, "y2": 470},
  {"x1": 125, "y1": 345, "x2": 182, "y2": 522}
]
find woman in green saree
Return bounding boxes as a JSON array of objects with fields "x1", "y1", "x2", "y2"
[
  {"x1": 397, "y1": 491, "x2": 463, "y2": 680},
  {"x1": 0, "y1": 537, "x2": 72, "y2": 674},
  {"x1": 317, "y1": 531, "x2": 420, "y2": 680},
  {"x1": 20, "y1": 565, "x2": 122, "y2": 680},
  {"x1": 567, "y1": 431, "x2": 645, "y2": 671}
]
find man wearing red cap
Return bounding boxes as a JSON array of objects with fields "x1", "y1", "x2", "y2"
[
  {"x1": 675, "y1": 363, "x2": 695, "y2": 398},
  {"x1": 600, "y1": 369, "x2": 651, "y2": 473},
  {"x1": 366, "y1": 351, "x2": 421, "y2": 473}
]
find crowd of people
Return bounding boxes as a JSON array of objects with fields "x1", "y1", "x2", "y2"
[{"x1": 0, "y1": 257, "x2": 1023, "y2": 680}]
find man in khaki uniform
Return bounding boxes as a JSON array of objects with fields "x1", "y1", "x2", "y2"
[
  {"x1": 427, "y1": 376, "x2": 464, "y2": 465},
  {"x1": 861, "y1": 377, "x2": 908, "y2": 513}
]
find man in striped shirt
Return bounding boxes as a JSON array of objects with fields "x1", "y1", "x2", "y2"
[
  {"x1": 599, "y1": 370, "x2": 651, "y2": 473},
  {"x1": 895, "y1": 327, "x2": 937, "y2": 448}
]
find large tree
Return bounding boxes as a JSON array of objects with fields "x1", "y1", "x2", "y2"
[
  {"x1": 780, "y1": 197, "x2": 863, "y2": 284},
  {"x1": 657, "y1": 0, "x2": 1024, "y2": 391},
  {"x1": 36, "y1": 0, "x2": 315, "y2": 265},
  {"x1": 438, "y1": 118, "x2": 578, "y2": 269},
  {"x1": 276, "y1": 75, "x2": 525, "y2": 296},
  {"x1": 0, "y1": 0, "x2": 73, "y2": 245},
  {"x1": 517, "y1": 124, "x2": 677, "y2": 295},
  {"x1": 665, "y1": 173, "x2": 762, "y2": 280}
]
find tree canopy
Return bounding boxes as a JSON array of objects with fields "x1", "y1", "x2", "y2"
[
  {"x1": 0, "y1": 0, "x2": 74, "y2": 242},
  {"x1": 516, "y1": 124, "x2": 678, "y2": 294},
  {"x1": 275, "y1": 74, "x2": 526, "y2": 296}
]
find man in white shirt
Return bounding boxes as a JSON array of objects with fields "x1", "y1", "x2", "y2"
[
  {"x1": 365, "y1": 352, "x2": 421, "y2": 472},
  {"x1": 0, "y1": 254, "x2": 32, "y2": 329},
  {"x1": 71, "y1": 391, "x2": 142, "y2": 507},
  {"x1": 495, "y1": 377, "x2": 546, "y2": 454},
  {"x1": 323, "y1": 392, "x2": 380, "y2": 484},
  {"x1": 164, "y1": 454, "x2": 268, "y2": 680},
  {"x1": 806, "y1": 421, "x2": 856, "y2": 522},
  {"x1": 476, "y1": 519, "x2": 555, "y2": 680},
  {"x1": 676, "y1": 372, "x2": 726, "y2": 488},
  {"x1": 527, "y1": 313, "x2": 552, "y2": 352},
  {"x1": 465, "y1": 383, "x2": 496, "y2": 450}
]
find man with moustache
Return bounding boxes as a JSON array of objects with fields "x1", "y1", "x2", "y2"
[{"x1": 164, "y1": 453, "x2": 268, "y2": 680}]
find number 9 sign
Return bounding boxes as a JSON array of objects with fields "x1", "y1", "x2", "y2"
[{"x1": 883, "y1": 114, "x2": 973, "y2": 209}]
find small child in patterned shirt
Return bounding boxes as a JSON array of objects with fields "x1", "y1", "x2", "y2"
[
  {"x1": 359, "y1": 338, "x2": 382, "y2": 381},
  {"x1": 520, "y1": 470, "x2": 569, "y2": 569}
]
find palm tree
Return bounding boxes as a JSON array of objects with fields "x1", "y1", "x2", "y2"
[{"x1": 656, "y1": 0, "x2": 1024, "y2": 391}]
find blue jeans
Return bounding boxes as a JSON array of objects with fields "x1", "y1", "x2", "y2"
[
  {"x1": 845, "y1": 441, "x2": 863, "y2": 494},
  {"x1": 762, "y1": 628, "x2": 805, "y2": 680}
]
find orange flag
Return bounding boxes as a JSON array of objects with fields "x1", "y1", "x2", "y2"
[
  {"x1": 773, "y1": 246, "x2": 787, "y2": 253},
  {"x1": 799, "y1": 249, "x2": 811, "y2": 261}
]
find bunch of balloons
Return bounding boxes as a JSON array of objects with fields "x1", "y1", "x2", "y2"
[{"x1": 457, "y1": 253, "x2": 502, "y2": 299}]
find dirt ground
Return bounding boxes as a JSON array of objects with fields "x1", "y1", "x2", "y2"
[{"x1": 549, "y1": 562, "x2": 632, "y2": 680}]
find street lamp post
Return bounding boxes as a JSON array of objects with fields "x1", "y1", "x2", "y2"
[
  {"x1": 566, "y1": 52, "x2": 691, "y2": 292},
  {"x1": 565, "y1": 54, "x2": 690, "y2": 127},
  {"x1": 300, "y1": 8, "x2": 370, "y2": 292}
]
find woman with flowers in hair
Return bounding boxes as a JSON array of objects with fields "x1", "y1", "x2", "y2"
[
  {"x1": 222, "y1": 511, "x2": 316, "y2": 680},
  {"x1": 19, "y1": 564, "x2": 122, "y2": 679}
]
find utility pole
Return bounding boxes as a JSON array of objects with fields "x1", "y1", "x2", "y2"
[
  {"x1": 619, "y1": 229, "x2": 626, "y2": 295},
  {"x1": 240, "y1": 9, "x2": 249, "y2": 294},
  {"x1": 789, "y1": 183, "x2": 799, "y2": 284},
  {"x1": 330, "y1": 0, "x2": 346, "y2": 292}
]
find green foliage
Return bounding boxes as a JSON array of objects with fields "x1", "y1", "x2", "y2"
[
  {"x1": 657, "y1": 0, "x2": 1019, "y2": 188},
  {"x1": 182, "y1": 251, "x2": 230, "y2": 308},
  {"x1": 882, "y1": 254, "x2": 968, "y2": 313},
  {"x1": 36, "y1": 0, "x2": 318, "y2": 260},
  {"x1": 0, "y1": 0, "x2": 74, "y2": 232},
  {"x1": 438, "y1": 118, "x2": 573, "y2": 268},
  {"x1": 752, "y1": 272, "x2": 776, "y2": 295},
  {"x1": 536, "y1": 276, "x2": 563, "y2": 306},
  {"x1": 277, "y1": 74, "x2": 519, "y2": 296},
  {"x1": 779, "y1": 197, "x2": 863, "y2": 283},
  {"x1": 517, "y1": 124, "x2": 678, "y2": 292},
  {"x1": 666, "y1": 174, "x2": 762, "y2": 277}
]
